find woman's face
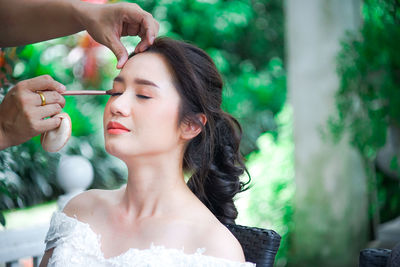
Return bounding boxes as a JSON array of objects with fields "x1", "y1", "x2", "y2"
[{"x1": 103, "y1": 52, "x2": 182, "y2": 160}]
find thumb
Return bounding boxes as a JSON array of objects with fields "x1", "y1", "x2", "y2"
[{"x1": 109, "y1": 37, "x2": 129, "y2": 69}]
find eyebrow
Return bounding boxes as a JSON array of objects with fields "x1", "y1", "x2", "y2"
[{"x1": 113, "y1": 76, "x2": 160, "y2": 89}]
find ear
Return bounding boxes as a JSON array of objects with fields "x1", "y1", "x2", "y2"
[{"x1": 180, "y1": 114, "x2": 207, "y2": 141}]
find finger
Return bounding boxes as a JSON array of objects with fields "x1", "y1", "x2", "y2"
[
  {"x1": 134, "y1": 40, "x2": 148, "y2": 54},
  {"x1": 137, "y1": 23, "x2": 153, "y2": 49},
  {"x1": 37, "y1": 116, "x2": 62, "y2": 132},
  {"x1": 134, "y1": 42, "x2": 145, "y2": 54},
  {"x1": 140, "y1": 12, "x2": 157, "y2": 44},
  {"x1": 155, "y1": 20, "x2": 160, "y2": 36},
  {"x1": 36, "y1": 104, "x2": 62, "y2": 120},
  {"x1": 135, "y1": 24, "x2": 152, "y2": 53},
  {"x1": 23, "y1": 75, "x2": 66, "y2": 93},
  {"x1": 125, "y1": 23, "x2": 140, "y2": 37},
  {"x1": 35, "y1": 91, "x2": 66, "y2": 108},
  {"x1": 108, "y1": 36, "x2": 129, "y2": 69},
  {"x1": 125, "y1": 11, "x2": 157, "y2": 50}
]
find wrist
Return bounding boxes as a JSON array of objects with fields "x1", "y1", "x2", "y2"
[{"x1": 69, "y1": 0, "x2": 88, "y2": 32}]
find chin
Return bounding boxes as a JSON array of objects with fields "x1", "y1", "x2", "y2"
[
  {"x1": 105, "y1": 139, "x2": 140, "y2": 161},
  {"x1": 105, "y1": 139, "x2": 126, "y2": 158}
]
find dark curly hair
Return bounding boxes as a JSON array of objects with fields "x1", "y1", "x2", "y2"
[{"x1": 129, "y1": 37, "x2": 250, "y2": 224}]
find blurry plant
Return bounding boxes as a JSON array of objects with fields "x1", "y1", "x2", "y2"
[
  {"x1": 0, "y1": 35, "x2": 126, "y2": 227},
  {"x1": 328, "y1": 0, "x2": 400, "y2": 228},
  {"x1": 131, "y1": 0, "x2": 286, "y2": 154},
  {"x1": 237, "y1": 105, "x2": 294, "y2": 267}
]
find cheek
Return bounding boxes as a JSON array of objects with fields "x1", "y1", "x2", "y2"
[
  {"x1": 160, "y1": 104, "x2": 179, "y2": 122},
  {"x1": 103, "y1": 101, "x2": 111, "y2": 123},
  {"x1": 143, "y1": 102, "x2": 180, "y2": 141},
  {"x1": 157, "y1": 102, "x2": 179, "y2": 128},
  {"x1": 103, "y1": 101, "x2": 114, "y2": 147}
]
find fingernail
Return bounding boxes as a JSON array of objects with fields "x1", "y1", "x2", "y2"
[
  {"x1": 150, "y1": 36, "x2": 155, "y2": 44},
  {"x1": 59, "y1": 84, "x2": 66, "y2": 91},
  {"x1": 117, "y1": 60, "x2": 124, "y2": 69}
]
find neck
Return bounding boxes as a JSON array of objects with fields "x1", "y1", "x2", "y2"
[{"x1": 117, "y1": 150, "x2": 191, "y2": 220}]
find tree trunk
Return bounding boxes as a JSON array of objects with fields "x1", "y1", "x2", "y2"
[{"x1": 286, "y1": 0, "x2": 368, "y2": 266}]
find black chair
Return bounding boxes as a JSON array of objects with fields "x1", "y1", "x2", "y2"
[
  {"x1": 359, "y1": 248, "x2": 392, "y2": 267},
  {"x1": 359, "y1": 243, "x2": 400, "y2": 267},
  {"x1": 388, "y1": 243, "x2": 400, "y2": 267},
  {"x1": 226, "y1": 224, "x2": 281, "y2": 267}
]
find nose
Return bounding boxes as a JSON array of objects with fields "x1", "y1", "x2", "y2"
[{"x1": 109, "y1": 93, "x2": 130, "y2": 117}]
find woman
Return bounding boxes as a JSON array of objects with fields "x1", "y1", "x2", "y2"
[{"x1": 40, "y1": 37, "x2": 254, "y2": 266}]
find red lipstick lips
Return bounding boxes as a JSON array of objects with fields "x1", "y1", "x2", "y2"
[{"x1": 107, "y1": 121, "x2": 130, "y2": 135}]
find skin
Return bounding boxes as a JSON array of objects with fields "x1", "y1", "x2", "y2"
[
  {"x1": 0, "y1": 75, "x2": 66, "y2": 150},
  {"x1": 39, "y1": 53, "x2": 245, "y2": 266},
  {"x1": 0, "y1": 0, "x2": 159, "y2": 150}
]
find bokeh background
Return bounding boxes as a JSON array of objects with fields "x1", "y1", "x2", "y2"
[{"x1": 0, "y1": 0, "x2": 399, "y2": 266}]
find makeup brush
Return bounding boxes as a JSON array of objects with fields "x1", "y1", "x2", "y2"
[{"x1": 61, "y1": 89, "x2": 113, "y2": 96}]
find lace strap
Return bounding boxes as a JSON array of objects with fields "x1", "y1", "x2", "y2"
[{"x1": 44, "y1": 211, "x2": 78, "y2": 251}]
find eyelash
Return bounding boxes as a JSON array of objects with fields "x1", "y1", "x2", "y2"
[
  {"x1": 110, "y1": 93, "x2": 151, "y2": 99},
  {"x1": 110, "y1": 93, "x2": 122, "y2": 96},
  {"x1": 137, "y1": 95, "x2": 151, "y2": 99}
]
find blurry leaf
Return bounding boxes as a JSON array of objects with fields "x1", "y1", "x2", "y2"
[
  {"x1": 328, "y1": 0, "x2": 400, "y2": 224},
  {"x1": 0, "y1": 212, "x2": 5, "y2": 227}
]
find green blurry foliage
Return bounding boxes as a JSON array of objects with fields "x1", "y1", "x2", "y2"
[
  {"x1": 131, "y1": 0, "x2": 286, "y2": 153},
  {"x1": 376, "y1": 168, "x2": 400, "y2": 223},
  {"x1": 0, "y1": 37, "x2": 127, "y2": 226},
  {"x1": 237, "y1": 105, "x2": 294, "y2": 267},
  {"x1": 0, "y1": 0, "x2": 286, "y2": 229},
  {"x1": 328, "y1": 0, "x2": 400, "y2": 225}
]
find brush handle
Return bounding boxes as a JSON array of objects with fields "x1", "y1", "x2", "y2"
[{"x1": 61, "y1": 90, "x2": 110, "y2": 95}]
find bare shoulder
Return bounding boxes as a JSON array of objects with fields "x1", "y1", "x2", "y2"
[
  {"x1": 201, "y1": 220, "x2": 245, "y2": 263},
  {"x1": 62, "y1": 189, "x2": 106, "y2": 219},
  {"x1": 180, "y1": 197, "x2": 245, "y2": 262}
]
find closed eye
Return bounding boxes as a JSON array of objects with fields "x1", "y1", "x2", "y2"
[
  {"x1": 137, "y1": 95, "x2": 151, "y2": 99},
  {"x1": 110, "y1": 93, "x2": 123, "y2": 97},
  {"x1": 109, "y1": 92, "x2": 151, "y2": 99}
]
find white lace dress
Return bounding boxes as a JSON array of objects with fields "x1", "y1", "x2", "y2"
[{"x1": 44, "y1": 211, "x2": 256, "y2": 267}]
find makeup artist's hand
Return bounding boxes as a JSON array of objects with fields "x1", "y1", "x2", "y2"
[
  {"x1": 0, "y1": 0, "x2": 159, "y2": 69},
  {"x1": 0, "y1": 75, "x2": 66, "y2": 150},
  {"x1": 76, "y1": 2, "x2": 160, "y2": 69}
]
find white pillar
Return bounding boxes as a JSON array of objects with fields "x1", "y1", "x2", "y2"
[{"x1": 286, "y1": 0, "x2": 367, "y2": 266}]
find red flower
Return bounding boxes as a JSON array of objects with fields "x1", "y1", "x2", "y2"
[{"x1": 0, "y1": 50, "x2": 5, "y2": 68}]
